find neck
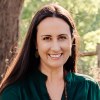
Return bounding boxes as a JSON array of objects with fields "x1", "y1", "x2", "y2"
[{"x1": 40, "y1": 65, "x2": 64, "y2": 82}]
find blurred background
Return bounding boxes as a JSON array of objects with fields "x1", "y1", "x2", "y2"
[{"x1": 0, "y1": 0, "x2": 100, "y2": 83}]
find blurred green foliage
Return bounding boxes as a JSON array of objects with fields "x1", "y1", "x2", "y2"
[{"x1": 19, "y1": 0, "x2": 100, "y2": 77}]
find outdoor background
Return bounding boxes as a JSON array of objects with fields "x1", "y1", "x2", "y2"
[
  {"x1": 0, "y1": 0, "x2": 100, "y2": 83},
  {"x1": 19, "y1": 0, "x2": 100, "y2": 82}
]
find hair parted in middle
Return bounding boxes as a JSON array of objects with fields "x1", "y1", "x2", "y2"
[
  {"x1": 0, "y1": 3, "x2": 79, "y2": 93},
  {"x1": 9, "y1": 3, "x2": 79, "y2": 79}
]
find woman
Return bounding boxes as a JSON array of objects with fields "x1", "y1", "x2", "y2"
[{"x1": 0, "y1": 3, "x2": 100, "y2": 100}]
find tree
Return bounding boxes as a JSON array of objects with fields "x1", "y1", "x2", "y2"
[{"x1": 0, "y1": 0, "x2": 24, "y2": 80}]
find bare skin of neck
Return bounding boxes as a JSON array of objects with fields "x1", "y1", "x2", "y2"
[{"x1": 40, "y1": 66, "x2": 64, "y2": 100}]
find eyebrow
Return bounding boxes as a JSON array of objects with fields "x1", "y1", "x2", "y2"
[
  {"x1": 58, "y1": 34, "x2": 68, "y2": 36},
  {"x1": 41, "y1": 34, "x2": 68, "y2": 37},
  {"x1": 41, "y1": 35, "x2": 51, "y2": 37}
]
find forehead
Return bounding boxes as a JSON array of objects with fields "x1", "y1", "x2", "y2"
[{"x1": 37, "y1": 17, "x2": 71, "y2": 36}]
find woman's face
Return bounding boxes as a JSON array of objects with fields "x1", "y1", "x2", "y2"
[{"x1": 36, "y1": 17, "x2": 72, "y2": 70}]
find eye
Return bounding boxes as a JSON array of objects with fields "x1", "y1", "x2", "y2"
[
  {"x1": 43, "y1": 37, "x2": 51, "y2": 40},
  {"x1": 59, "y1": 36, "x2": 67, "y2": 40}
]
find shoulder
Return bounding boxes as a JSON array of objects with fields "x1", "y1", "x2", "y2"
[
  {"x1": 0, "y1": 83, "x2": 20, "y2": 100},
  {"x1": 74, "y1": 73, "x2": 100, "y2": 98},
  {"x1": 72, "y1": 72, "x2": 96, "y2": 83},
  {"x1": 0, "y1": 73, "x2": 39, "y2": 100},
  {"x1": 73, "y1": 72, "x2": 95, "y2": 82},
  {"x1": 0, "y1": 75, "x2": 30, "y2": 100},
  {"x1": 71, "y1": 72, "x2": 100, "y2": 89}
]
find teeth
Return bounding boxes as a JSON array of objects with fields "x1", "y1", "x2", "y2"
[{"x1": 49, "y1": 54, "x2": 62, "y2": 58}]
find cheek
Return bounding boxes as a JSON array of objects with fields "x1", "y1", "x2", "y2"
[
  {"x1": 62, "y1": 41, "x2": 72, "y2": 50},
  {"x1": 62, "y1": 42, "x2": 72, "y2": 57},
  {"x1": 37, "y1": 38, "x2": 46, "y2": 49},
  {"x1": 37, "y1": 42, "x2": 50, "y2": 54}
]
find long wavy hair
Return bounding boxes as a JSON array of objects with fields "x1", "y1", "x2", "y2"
[{"x1": 0, "y1": 3, "x2": 79, "y2": 93}]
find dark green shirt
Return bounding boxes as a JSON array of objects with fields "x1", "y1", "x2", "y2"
[{"x1": 0, "y1": 70, "x2": 100, "y2": 100}]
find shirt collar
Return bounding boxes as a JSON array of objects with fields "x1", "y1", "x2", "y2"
[
  {"x1": 65, "y1": 71, "x2": 73, "y2": 83},
  {"x1": 31, "y1": 69, "x2": 73, "y2": 83}
]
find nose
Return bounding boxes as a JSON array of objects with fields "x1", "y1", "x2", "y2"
[{"x1": 51, "y1": 41, "x2": 61, "y2": 52}]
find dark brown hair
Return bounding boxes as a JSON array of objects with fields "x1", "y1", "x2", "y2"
[{"x1": 0, "y1": 3, "x2": 79, "y2": 93}]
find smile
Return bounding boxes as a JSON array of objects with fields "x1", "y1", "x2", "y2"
[{"x1": 49, "y1": 53, "x2": 62, "y2": 59}]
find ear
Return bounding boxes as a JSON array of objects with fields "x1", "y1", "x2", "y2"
[
  {"x1": 69, "y1": 37, "x2": 74, "y2": 57},
  {"x1": 71, "y1": 37, "x2": 74, "y2": 47}
]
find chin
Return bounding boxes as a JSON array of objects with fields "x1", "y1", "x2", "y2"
[{"x1": 50, "y1": 64, "x2": 63, "y2": 69}]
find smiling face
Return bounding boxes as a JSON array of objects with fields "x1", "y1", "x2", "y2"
[{"x1": 36, "y1": 17, "x2": 72, "y2": 70}]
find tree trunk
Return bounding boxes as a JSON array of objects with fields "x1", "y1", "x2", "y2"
[{"x1": 0, "y1": 0, "x2": 24, "y2": 80}]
